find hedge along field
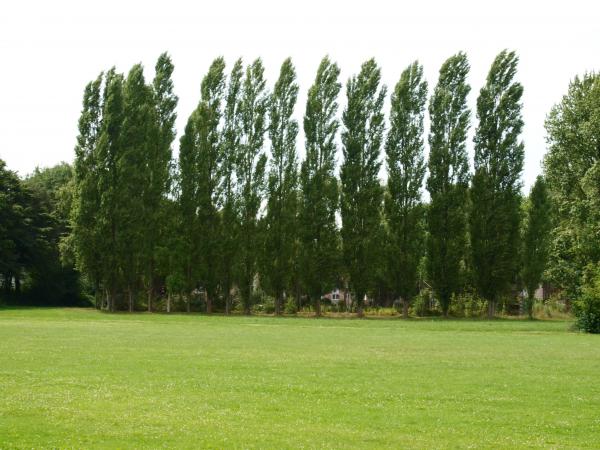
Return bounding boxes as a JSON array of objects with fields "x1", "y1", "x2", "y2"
[{"x1": 0, "y1": 308, "x2": 599, "y2": 448}]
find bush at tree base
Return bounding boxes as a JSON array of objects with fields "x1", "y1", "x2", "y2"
[{"x1": 574, "y1": 272, "x2": 600, "y2": 333}]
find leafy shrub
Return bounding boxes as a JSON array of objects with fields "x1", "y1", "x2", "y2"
[
  {"x1": 252, "y1": 293, "x2": 275, "y2": 314},
  {"x1": 450, "y1": 291, "x2": 486, "y2": 318},
  {"x1": 532, "y1": 292, "x2": 569, "y2": 319},
  {"x1": 411, "y1": 288, "x2": 435, "y2": 317},
  {"x1": 284, "y1": 297, "x2": 297, "y2": 315},
  {"x1": 574, "y1": 274, "x2": 600, "y2": 333}
]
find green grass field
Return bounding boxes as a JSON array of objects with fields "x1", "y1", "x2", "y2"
[{"x1": 1, "y1": 308, "x2": 599, "y2": 448}]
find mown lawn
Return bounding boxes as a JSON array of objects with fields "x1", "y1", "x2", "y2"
[{"x1": 0, "y1": 308, "x2": 599, "y2": 448}]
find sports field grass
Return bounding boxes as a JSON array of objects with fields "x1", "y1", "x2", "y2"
[{"x1": 0, "y1": 308, "x2": 599, "y2": 448}]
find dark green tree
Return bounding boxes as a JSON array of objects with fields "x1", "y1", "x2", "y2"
[
  {"x1": 470, "y1": 50, "x2": 524, "y2": 318},
  {"x1": 544, "y1": 73, "x2": 600, "y2": 306},
  {"x1": 119, "y1": 64, "x2": 158, "y2": 312},
  {"x1": 299, "y1": 56, "x2": 342, "y2": 317},
  {"x1": 1, "y1": 160, "x2": 82, "y2": 305},
  {"x1": 23, "y1": 164, "x2": 82, "y2": 305},
  {"x1": 236, "y1": 59, "x2": 269, "y2": 314},
  {"x1": 340, "y1": 58, "x2": 386, "y2": 317},
  {"x1": 71, "y1": 73, "x2": 104, "y2": 307},
  {"x1": 219, "y1": 59, "x2": 244, "y2": 314},
  {"x1": 177, "y1": 114, "x2": 199, "y2": 309},
  {"x1": 264, "y1": 58, "x2": 299, "y2": 315},
  {"x1": 95, "y1": 69, "x2": 124, "y2": 311},
  {"x1": 521, "y1": 176, "x2": 551, "y2": 318},
  {"x1": 0, "y1": 160, "x2": 35, "y2": 297},
  {"x1": 385, "y1": 61, "x2": 428, "y2": 318},
  {"x1": 145, "y1": 52, "x2": 178, "y2": 312},
  {"x1": 426, "y1": 52, "x2": 471, "y2": 317},
  {"x1": 195, "y1": 57, "x2": 226, "y2": 313}
]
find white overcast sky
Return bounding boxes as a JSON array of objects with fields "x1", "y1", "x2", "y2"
[{"x1": 1, "y1": 0, "x2": 599, "y2": 191}]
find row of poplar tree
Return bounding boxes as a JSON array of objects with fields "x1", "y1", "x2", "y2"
[{"x1": 71, "y1": 50, "x2": 550, "y2": 318}]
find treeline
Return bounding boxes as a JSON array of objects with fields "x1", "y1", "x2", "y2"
[
  {"x1": 0, "y1": 161, "x2": 83, "y2": 305},
  {"x1": 67, "y1": 49, "x2": 540, "y2": 318},
  {"x1": 2, "y1": 51, "x2": 599, "y2": 331}
]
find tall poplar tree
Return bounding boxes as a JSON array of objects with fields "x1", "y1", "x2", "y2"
[
  {"x1": 426, "y1": 52, "x2": 471, "y2": 317},
  {"x1": 145, "y1": 52, "x2": 178, "y2": 311},
  {"x1": 95, "y1": 69, "x2": 124, "y2": 311},
  {"x1": 299, "y1": 56, "x2": 342, "y2": 317},
  {"x1": 470, "y1": 50, "x2": 524, "y2": 318},
  {"x1": 195, "y1": 57, "x2": 226, "y2": 313},
  {"x1": 264, "y1": 58, "x2": 299, "y2": 315},
  {"x1": 72, "y1": 73, "x2": 103, "y2": 307},
  {"x1": 119, "y1": 64, "x2": 158, "y2": 312},
  {"x1": 340, "y1": 58, "x2": 386, "y2": 317},
  {"x1": 219, "y1": 59, "x2": 244, "y2": 314},
  {"x1": 385, "y1": 61, "x2": 427, "y2": 318},
  {"x1": 521, "y1": 176, "x2": 551, "y2": 318},
  {"x1": 177, "y1": 113, "x2": 199, "y2": 311},
  {"x1": 236, "y1": 59, "x2": 269, "y2": 314}
]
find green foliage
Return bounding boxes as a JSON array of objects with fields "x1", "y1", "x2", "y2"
[
  {"x1": 449, "y1": 291, "x2": 487, "y2": 318},
  {"x1": 54, "y1": 54, "x2": 600, "y2": 320},
  {"x1": 544, "y1": 73, "x2": 600, "y2": 301},
  {"x1": 426, "y1": 52, "x2": 471, "y2": 316},
  {"x1": 146, "y1": 52, "x2": 178, "y2": 310},
  {"x1": 219, "y1": 59, "x2": 244, "y2": 313},
  {"x1": 284, "y1": 296, "x2": 297, "y2": 315},
  {"x1": 71, "y1": 73, "x2": 103, "y2": 301},
  {"x1": 196, "y1": 57, "x2": 226, "y2": 312},
  {"x1": 23, "y1": 165, "x2": 83, "y2": 305},
  {"x1": 340, "y1": 58, "x2": 386, "y2": 315},
  {"x1": 119, "y1": 64, "x2": 159, "y2": 310},
  {"x1": 573, "y1": 271, "x2": 600, "y2": 333},
  {"x1": 0, "y1": 160, "x2": 84, "y2": 305},
  {"x1": 411, "y1": 288, "x2": 434, "y2": 317},
  {"x1": 299, "y1": 56, "x2": 342, "y2": 315},
  {"x1": 166, "y1": 271, "x2": 186, "y2": 295},
  {"x1": 385, "y1": 61, "x2": 427, "y2": 312},
  {"x1": 470, "y1": 50, "x2": 524, "y2": 317},
  {"x1": 521, "y1": 176, "x2": 551, "y2": 318},
  {"x1": 177, "y1": 113, "x2": 199, "y2": 293},
  {"x1": 263, "y1": 58, "x2": 299, "y2": 315},
  {"x1": 236, "y1": 59, "x2": 269, "y2": 314},
  {"x1": 95, "y1": 69, "x2": 124, "y2": 310},
  {"x1": 71, "y1": 56, "x2": 176, "y2": 311}
]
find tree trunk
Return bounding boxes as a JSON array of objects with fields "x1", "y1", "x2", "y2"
[
  {"x1": 14, "y1": 275, "x2": 20, "y2": 294},
  {"x1": 296, "y1": 281, "x2": 301, "y2": 312},
  {"x1": 128, "y1": 288, "x2": 133, "y2": 313},
  {"x1": 275, "y1": 290, "x2": 282, "y2": 316},
  {"x1": 487, "y1": 299, "x2": 495, "y2": 319},
  {"x1": 109, "y1": 287, "x2": 116, "y2": 312},
  {"x1": 244, "y1": 281, "x2": 252, "y2": 315},
  {"x1": 527, "y1": 294, "x2": 534, "y2": 320},
  {"x1": 442, "y1": 295, "x2": 449, "y2": 318},
  {"x1": 94, "y1": 279, "x2": 101, "y2": 309},
  {"x1": 3, "y1": 273, "x2": 11, "y2": 293},
  {"x1": 206, "y1": 291, "x2": 212, "y2": 314},
  {"x1": 167, "y1": 292, "x2": 171, "y2": 313},
  {"x1": 356, "y1": 304, "x2": 364, "y2": 318},
  {"x1": 147, "y1": 285, "x2": 152, "y2": 313},
  {"x1": 225, "y1": 290, "x2": 231, "y2": 315},
  {"x1": 315, "y1": 295, "x2": 321, "y2": 317},
  {"x1": 187, "y1": 293, "x2": 191, "y2": 313},
  {"x1": 402, "y1": 298, "x2": 409, "y2": 319},
  {"x1": 356, "y1": 292, "x2": 364, "y2": 318}
]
